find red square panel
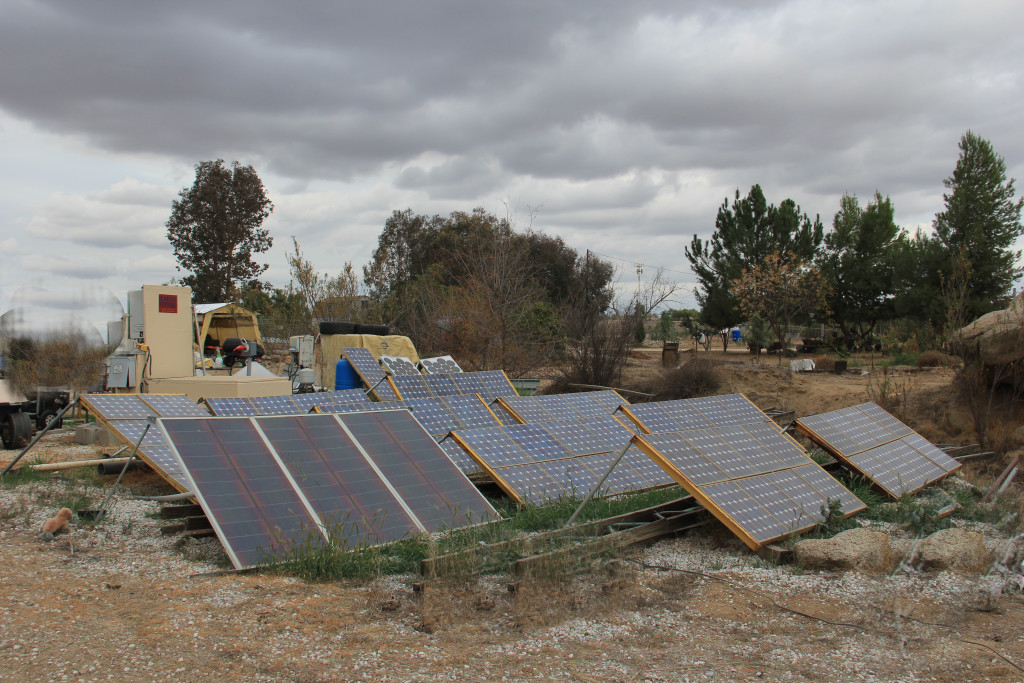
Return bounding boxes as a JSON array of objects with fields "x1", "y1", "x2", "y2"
[{"x1": 158, "y1": 294, "x2": 177, "y2": 313}]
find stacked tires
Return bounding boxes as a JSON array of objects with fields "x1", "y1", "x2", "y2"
[{"x1": 318, "y1": 322, "x2": 390, "y2": 336}]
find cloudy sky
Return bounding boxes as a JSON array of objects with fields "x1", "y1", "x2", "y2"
[{"x1": 1, "y1": 0, "x2": 1022, "y2": 327}]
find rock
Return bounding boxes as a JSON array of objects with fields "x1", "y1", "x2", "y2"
[
  {"x1": 793, "y1": 528, "x2": 894, "y2": 573},
  {"x1": 789, "y1": 358, "x2": 816, "y2": 372},
  {"x1": 914, "y1": 528, "x2": 993, "y2": 574},
  {"x1": 955, "y1": 291, "x2": 1024, "y2": 371}
]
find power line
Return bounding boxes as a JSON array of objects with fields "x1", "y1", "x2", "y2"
[{"x1": 587, "y1": 249, "x2": 696, "y2": 278}]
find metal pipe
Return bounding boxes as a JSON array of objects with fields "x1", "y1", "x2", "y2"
[
  {"x1": 94, "y1": 416, "x2": 152, "y2": 522},
  {"x1": 566, "y1": 383, "x2": 655, "y2": 398},
  {"x1": 97, "y1": 459, "x2": 140, "y2": 476},
  {"x1": 133, "y1": 491, "x2": 195, "y2": 502},
  {"x1": 1, "y1": 399, "x2": 77, "y2": 476},
  {"x1": 565, "y1": 440, "x2": 633, "y2": 528}
]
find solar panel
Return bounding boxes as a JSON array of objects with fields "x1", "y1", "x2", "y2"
[
  {"x1": 81, "y1": 394, "x2": 156, "y2": 420},
  {"x1": 620, "y1": 403, "x2": 681, "y2": 434},
  {"x1": 442, "y1": 395, "x2": 503, "y2": 429},
  {"x1": 404, "y1": 398, "x2": 462, "y2": 437},
  {"x1": 139, "y1": 394, "x2": 210, "y2": 417},
  {"x1": 560, "y1": 392, "x2": 616, "y2": 418},
  {"x1": 161, "y1": 417, "x2": 328, "y2": 569},
  {"x1": 541, "y1": 421, "x2": 613, "y2": 456},
  {"x1": 438, "y1": 437, "x2": 481, "y2": 474},
  {"x1": 318, "y1": 389, "x2": 372, "y2": 405},
  {"x1": 254, "y1": 414, "x2": 422, "y2": 545},
  {"x1": 250, "y1": 395, "x2": 304, "y2": 416},
  {"x1": 422, "y1": 373, "x2": 461, "y2": 397},
  {"x1": 452, "y1": 427, "x2": 533, "y2": 469},
  {"x1": 633, "y1": 426, "x2": 864, "y2": 549},
  {"x1": 655, "y1": 400, "x2": 715, "y2": 430},
  {"x1": 390, "y1": 375, "x2": 434, "y2": 400},
  {"x1": 339, "y1": 411, "x2": 499, "y2": 530},
  {"x1": 204, "y1": 397, "x2": 258, "y2": 417},
  {"x1": 504, "y1": 424, "x2": 573, "y2": 462},
  {"x1": 420, "y1": 355, "x2": 463, "y2": 374},
  {"x1": 488, "y1": 463, "x2": 566, "y2": 506},
  {"x1": 584, "y1": 390, "x2": 629, "y2": 413},
  {"x1": 794, "y1": 402, "x2": 960, "y2": 498},
  {"x1": 581, "y1": 414, "x2": 636, "y2": 449},
  {"x1": 451, "y1": 372, "x2": 488, "y2": 396},
  {"x1": 577, "y1": 450, "x2": 651, "y2": 494},
  {"x1": 687, "y1": 396, "x2": 746, "y2": 426},
  {"x1": 534, "y1": 395, "x2": 586, "y2": 422},
  {"x1": 378, "y1": 355, "x2": 421, "y2": 376},
  {"x1": 496, "y1": 396, "x2": 555, "y2": 424},
  {"x1": 476, "y1": 370, "x2": 518, "y2": 397},
  {"x1": 105, "y1": 419, "x2": 190, "y2": 491},
  {"x1": 341, "y1": 347, "x2": 400, "y2": 401}
]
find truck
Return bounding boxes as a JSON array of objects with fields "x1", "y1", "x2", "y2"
[{"x1": 0, "y1": 362, "x2": 70, "y2": 449}]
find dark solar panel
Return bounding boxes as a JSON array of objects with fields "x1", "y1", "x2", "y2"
[
  {"x1": 577, "y1": 451, "x2": 650, "y2": 495},
  {"x1": 585, "y1": 390, "x2": 628, "y2": 413},
  {"x1": 700, "y1": 480, "x2": 794, "y2": 544},
  {"x1": 581, "y1": 415, "x2": 635, "y2": 449},
  {"x1": 81, "y1": 394, "x2": 156, "y2": 420},
  {"x1": 288, "y1": 393, "x2": 323, "y2": 413},
  {"x1": 391, "y1": 375, "x2": 435, "y2": 400},
  {"x1": 902, "y1": 433, "x2": 961, "y2": 472},
  {"x1": 379, "y1": 355, "x2": 421, "y2": 376},
  {"x1": 139, "y1": 394, "x2": 209, "y2": 417},
  {"x1": 542, "y1": 457, "x2": 601, "y2": 498},
  {"x1": 339, "y1": 411, "x2": 499, "y2": 529},
  {"x1": 682, "y1": 430, "x2": 759, "y2": 479},
  {"x1": 204, "y1": 397, "x2": 257, "y2": 417},
  {"x1": 657, "y1": 400, "x2": 716, "y2": 430},
  {"x1": 422, "y1": 373, "x2": 462, "y2": 397},
  {"x1": 420, "y1": 356, "x2": 463, "y2": 374},
  {"x1": 688, "y1": 396, "x2": 744, "y2": 426},
  {"x1": 255, "y1": 415, "x2": 422, "y2": 545},
  {"x1": 107, "y1": 419, "x2": 189, "y2": 489},
  {"x1": 442, "y1": 395, "x2": 503, "y2": 429},
  {"x1": 790, "y1": 464, "x2": 865, "y2": 515},
  {"x1": 161, "y1": 417, "x2": 327, "y2": 569}
]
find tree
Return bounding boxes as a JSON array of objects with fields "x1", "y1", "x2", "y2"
[
  {"x1": 818, "y1": 192, "x2": 904, "y2": 347},
  {"x1": 731, "y1": 251, "x2": 829, "y2": 364},
  {"x1": 166, "y1": 159, "x2": 274, "y2": 302},
  {"x1": 933, "y1": 131, "x2": 1024, "y2": 320},
  {"x1": 287, "y1": 237, "x2": 362, "y2": 330},
  {"x1": 685, "y1": 184, "x2": 823, "y2": 351}
]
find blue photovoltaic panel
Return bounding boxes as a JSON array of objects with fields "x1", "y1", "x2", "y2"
[
  {"x1": 534, "y1": 395, "x2": 586, "y2": 422},
  {"x1": 139, "y1": 394, "x2": 210, "y2": 417},
  {"x1": 640, "y1": 432, "x2": 727, "y2": 485},
  {"x1": 161, "y1": 417, "x2": 327, "y2": 569},
  {"x1": 422, "y1": 373, "x2": 461, "y2": 397},
  {"x1": 581, "y1": 415, "x2": 635, "y2": 449},
  {"x1": 81, "y1": 394, "x2": 157, "y2": 420},
  {"x1": 106, "y1": 419, "x2": 189, "y2": 490},
  {"x1": 688, "y1": 396, "x2": 745, "y2": 426},
  {"x1": 680, "y1": 430, "x2": 759, "y2": 479},
  {"x1": 339, "y1": 411, "x2": 500, "y2": 530},
  {"x1": 585, "y1": 390, "x2": 628, "y2": 413},
  {"x1": 491, "y1": 463, "x2": 565, "y2": 506},
  {"x1": 455, "y1": 427, "x2": 533, "y2": 468},
  {"x1": 541, "y1": 457, "x2": 601, "y2": 497},
  {"x1": 316, "y1": 401, "x2": 399, "y2": 414},
  {"x1": 700, "y1": 480, "x2": 795, "y2": 544},
  {"x1": 790, "y1": 464, "x2": 865, "y2": 515},
  {"x1": 795, "y1": 402, "x2": 960, "y2": 497},
  {"x1": 560, "y1": 393, "x2": 614, "y2": 418},
  {"x1": 499, "y1": 396, "x2": 555, "y2": 424},
  {"x1": 624, "y1": 403, "x2": 682, "y2": 434},
  {"x1": 476, "y1": 370, "x2": 518, "y2": 397},
  {"x1": 442, "y1": 395, "x2": 503, "y2": 429},
  {"x1": 623, "y1": 446, "x2": 678, "y2": 487},
  {"x1": 288, "y1": 393, "x2": 323, "y2": 413},
  {"x1": 391, "y1": 375, "x2": 435, "y2": 400},
  {"x1": 541, "y1": 421, "x2": 613, "y2": 456},
  {"x1": 451, "y1": 372, "x2": 488, "y2": 396},
  {"x1": 250, "y1": 395, "x2": 303, "y2": 416},
  {"x1": 255, "y1": 414, "x2": 422, "y2": 545},
  {"x1": 578, "y1": 450, "x2": 652, "y2": 495},
  {"x1": 658, "y1": 400, "x2": 716, "y2": 431},
  {"x1": 341, "y1": 347, "x2": 400, "y2": 401},
  {"x1": 404, "y1": 398, "x2": 461, "y2": 436},
  {"x1": 504, "y1": 424, "x2": 573, "y2": 463},
  {"x1": 438, "y1": 437, "x2": 481, "y2": 474},
  {"x1": 204, "y1": 397, "x2": 257, "y2": 417}
]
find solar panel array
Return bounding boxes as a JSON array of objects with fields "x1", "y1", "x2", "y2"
[
  {"x1": 379, "y1": 355, "x2": 420, "y2": 376},
  {"x1": 158, "y1": 409, "x2": 500, "y2": 570},
  {"x1": 493, "y1": 390, "x2": 627, "y2": 424},
  {"x1": 794, "y1": 402, "x2": 961, "y2": 498},
  {"x1": 420, "y1": 355, "x2": 463, "y2": 374},
  {"x1": 616, "y1": 393, "x2": 772, "y2": 434},
  {"x1": 79, "y1": 394, "x2": 214, "y2": 491},
  {"x1": 204, "y1": 390, "x2": 372, "y2": 417},
  {"x1": 341, "y1": 347, "x2": 401, "y2": 400},
  {"x1": 633, "y1": 423, "x2": 866, "y2": 550}
]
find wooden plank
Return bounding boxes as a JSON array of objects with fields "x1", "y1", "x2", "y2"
[
  {"x1": 419, "y1": 495, "x2": 694, "y2": 578},
  {"x1": 512, "y1": 514, "x2": 707, "y2": 578}
]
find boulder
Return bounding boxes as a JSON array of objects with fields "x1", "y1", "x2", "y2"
[
  {"x1": 793, "y1": 528, "x2": 894, "y2": 573},
  {"x1": 955, "y1": 291, "x2": 1024, "y2": 367},
  {"x1": 914, "y1": 528, "x2": 993, "y2": 574}
]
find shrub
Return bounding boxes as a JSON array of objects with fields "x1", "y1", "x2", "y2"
[
  {"x1": 916, "y1": 350, "x2": 956, "y2": 368},
  {"x1": 656, "y1": 357, "x2": 720, "y2": 400}
]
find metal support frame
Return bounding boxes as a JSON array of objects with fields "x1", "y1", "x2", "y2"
[
  {"x1": 94, "y1": 416, "x2": 153, "y2": 522},
  {"x1": 564, "y1": 440, "x2": 633, "y2": 528},
  {"x1": 1, "y1": 399, "x2": 78, "y2": 476},
  {"x1": 366, "y1": 374, "x2": 389, "y2": 395}
]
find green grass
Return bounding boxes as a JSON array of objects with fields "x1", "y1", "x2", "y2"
[{"x1": 269, "y1": 485, "x2": 689, "y2": 582}]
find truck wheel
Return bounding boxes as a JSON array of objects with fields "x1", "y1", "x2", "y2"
[
  {"x1": 36, "y1": 410, "x2": 60, "y2": 431},
  {"x1": 2, "y1": 412, "x2": 32, "y2": 449}
]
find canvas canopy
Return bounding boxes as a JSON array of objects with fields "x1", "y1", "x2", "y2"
[
  {"x1": 195, "y1": 303, "x2": 262, "y2": 349},
  {"x1": 317, "y1": 334, "x2": 419, "y2": 389}
]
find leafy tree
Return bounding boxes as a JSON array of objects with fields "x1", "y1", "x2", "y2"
[
  {"x1": 287, "y1": 237, "x2": 362, "y2": 330},
  {"x1": 685, "y1": 185, "x2": 823, "y2": 351},
  {"x1": 166, "y1": 159, "x2": 274, "y2": 302},
  {"x1": 891, "y1": 230, "x2": 948, "y2": 328},
  {"x1": 731, "y1": 251, "x2": 829, "y2": 364},
  {"x1": 933, "y1": 131, "x2": 1024, "y2": 320},
  {"x1": 650, "y1": 311, "x2": 678, "y2": 342},
  {"x1": 818, "y1": 192, "x2": 904, "y2": 346}
]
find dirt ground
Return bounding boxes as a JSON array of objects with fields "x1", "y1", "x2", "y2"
[{"x1": 1, "y1": 352, "x2": 1022, "y2": 682}]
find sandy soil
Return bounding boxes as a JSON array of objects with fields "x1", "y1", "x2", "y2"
[{"x1": 1, "y1": 352, "x2": 1022, "y2": 682}]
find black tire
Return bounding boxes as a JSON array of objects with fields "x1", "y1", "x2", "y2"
[
  {"x1": 36, "y1": 410, "x2": 60, "y2": 431},
  {"x1": 357, "y1": 323, "x2": 390, "y2": 336},
  {"x1": 319, "y1": 321, "x2": 358, "y2": 335},
  {"x1": 2, "y1": 412, "x2": 33, "y2": 449}
]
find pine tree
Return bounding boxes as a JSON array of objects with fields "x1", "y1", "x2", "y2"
[{"x1": 933, "y1": 131, "x2": 1023, "y2": 319}]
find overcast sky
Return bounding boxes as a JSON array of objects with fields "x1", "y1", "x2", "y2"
[{"x1": 1, "y1": 0, "x2": 1022, "y2": 329}]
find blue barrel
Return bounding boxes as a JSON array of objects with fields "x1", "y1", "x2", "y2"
[
  {"x1": 731, "y1": 328, "x2": 741, "y2": 342},
  {"x1": 335, "y1": 359, "x2": 361, "y2": 390}
]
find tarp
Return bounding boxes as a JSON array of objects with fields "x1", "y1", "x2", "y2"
[
  {"x1": 195, "y1": 303, "x2": 262, "y2": 349},
  {"x1": 316, "y1": 334, "x2": 419, "y2": 389}
]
